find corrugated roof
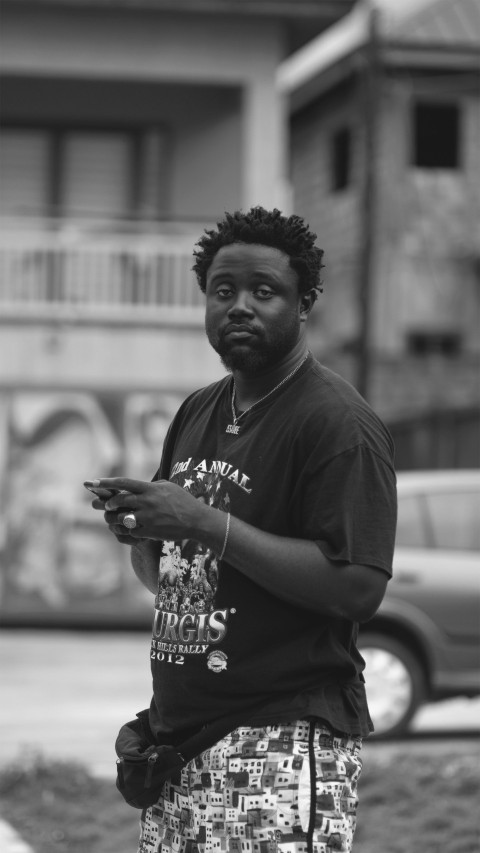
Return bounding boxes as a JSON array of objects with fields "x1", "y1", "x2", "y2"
[
  {"x1": 278, "y1": 0, "x2": 480, "y2": 96},
  {"x1": 390, "y1": 0, "x2": 480, "y2": 47}
]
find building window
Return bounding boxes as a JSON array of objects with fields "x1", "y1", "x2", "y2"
[
  {"x1": 0, "y1": 125, "x2": 167, "y2": 220},
  {"x1": 61, "y1": 131, "x2": 132, "y2": 218},
  {"x1": 331, "y1": 126, "x2": 351, "y2": 191},
  {"x1": 0, "y1": 130, "x2": 50, "y2": 215},
  {"x1": 407, "y1": 330, "x2": 462, "y2": 357},
  {"x1": 412, "y1": 102, "x2": 460, "y2": 169}
]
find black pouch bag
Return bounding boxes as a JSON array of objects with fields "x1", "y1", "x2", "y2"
[
  {"x1": 115, "y1": 705, "x2": 264, "y2": 809},
  {"x1": 115, "y1": 709, "x2": 187, "y2": 808}
]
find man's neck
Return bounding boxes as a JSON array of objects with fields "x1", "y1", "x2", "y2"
[{"x1": 233, "y1": 342, "x2": 309, "y2": 412}]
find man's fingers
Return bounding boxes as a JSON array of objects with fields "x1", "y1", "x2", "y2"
[
  {"x1": 91, "y1": 498, "x2": 106, "y2": 510},
  {"x1": 93, "y1": 477, "x2": 147, "y2": 494},
  {"x1": 104, "y1": 511, "x2": 117, "y2": 524},
  {"x1": 110, "y1": 522, "x2": 137, "y2": 538},
  {"x1": 104, "y1": 511, "x2": 138, "y2": 526},
  {"x1": 104, "y1": 494, "x2": 139, "y2": 511}
]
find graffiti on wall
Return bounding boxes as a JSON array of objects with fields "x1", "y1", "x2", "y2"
[{"x1": 0, "y1": 388, "x2": 184, "y2": 625}]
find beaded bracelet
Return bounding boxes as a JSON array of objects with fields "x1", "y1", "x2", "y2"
[{"x1": 219, "y1": 511, "x2": 231, "y2": 560}]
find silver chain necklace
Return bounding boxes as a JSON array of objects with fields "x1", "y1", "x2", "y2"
[{"x1": 225, "y1": 353, "x2": 309, "y2": 435}]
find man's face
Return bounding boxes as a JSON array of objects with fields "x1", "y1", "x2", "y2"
[{"x1": 204, "y1": 242, "x2": 304, "y2": 373}]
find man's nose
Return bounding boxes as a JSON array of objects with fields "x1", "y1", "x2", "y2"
[{"x1": 227, "y1": 291, "x2": 254, "y2": 317}]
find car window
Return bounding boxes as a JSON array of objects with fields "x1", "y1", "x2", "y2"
[
  {"x1": 426, "y1": 490, "x2": 480, "y2": 551},
  {"x1": 395, "y1": 495, "x2": 429, "y2": 547}
]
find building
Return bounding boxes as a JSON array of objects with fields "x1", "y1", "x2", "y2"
[
  {"x1": 279, "y1": 0, "x2": 480, "y2": 439},
  {"x1": 0, "y1": 0, "x2": 352, "y2": 624}
]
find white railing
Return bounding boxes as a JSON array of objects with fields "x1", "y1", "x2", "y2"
[{"x1": 0, "y1": 223, "x2": 206, "y2": 325}]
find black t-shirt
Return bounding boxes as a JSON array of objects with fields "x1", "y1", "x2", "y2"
[{"x1": 148, "y1": 354, "x2": 397, "y2": 738}]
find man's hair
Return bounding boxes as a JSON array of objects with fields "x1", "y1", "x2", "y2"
[{"x1": 192, "y1": 206, "x2": 324, "y2": 297}]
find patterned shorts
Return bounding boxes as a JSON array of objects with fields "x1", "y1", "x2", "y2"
[{"x1": 137, "y1": 720, "x2": 363, "y2": 853}]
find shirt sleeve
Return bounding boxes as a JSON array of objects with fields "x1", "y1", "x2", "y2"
[
  {"x1": 150, "y1": 395, "x2": 194, "y2": 482},
  {"x1": 291, "y1": 444, "x2": 397, "y2": 576}
]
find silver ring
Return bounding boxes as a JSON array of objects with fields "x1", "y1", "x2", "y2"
[{"x1": 123, "y1": 513, "x2": 137, "y2": 530}]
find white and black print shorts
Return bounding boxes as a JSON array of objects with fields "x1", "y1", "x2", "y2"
[{"x1": 137, "y1": 720, "x2": 363, "y2": 853}]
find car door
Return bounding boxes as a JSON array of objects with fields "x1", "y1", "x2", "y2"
[{"x1": 389, "y1": 485, "x2": 480, "y2": 676}]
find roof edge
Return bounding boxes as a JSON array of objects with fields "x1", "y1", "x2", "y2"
[
  {"x1": 277, "y1": 2, "x2": 370, "y2": 94},
  {"x1": 1, "y1": 0, "x2": 354, "y2": 20},
  {"x1": 278, "y1": 0, "x2": 480, "y2": 108}
]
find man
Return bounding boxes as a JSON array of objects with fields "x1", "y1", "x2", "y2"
[{"x1": 91, "y1": 206, "x2": 397, "y2": 853}]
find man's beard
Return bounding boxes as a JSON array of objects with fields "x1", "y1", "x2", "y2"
[{"x1": 205, "y1": 315, "x2": 300, "y2": 374}]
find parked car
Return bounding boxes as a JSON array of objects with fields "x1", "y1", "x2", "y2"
[{"x1": 358, "y1": 469, "x2": 480, "y2": 738}]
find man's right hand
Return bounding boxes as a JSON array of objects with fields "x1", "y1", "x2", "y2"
[{"x1": 90, "y1": 494, "x2": 143, "y2": 545}]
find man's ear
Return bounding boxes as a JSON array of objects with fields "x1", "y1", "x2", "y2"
[{"x1": 299, "y1": 289, "x2": 317, "y2": 321}]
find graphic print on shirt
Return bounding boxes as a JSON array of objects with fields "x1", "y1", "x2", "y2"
[{"x1": 151, "y1": 456, "x2": 251, "y2": 672}]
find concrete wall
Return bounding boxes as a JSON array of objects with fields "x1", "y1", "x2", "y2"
[
  {"x1": 371, "y1": 75, "x2": 480, "y2": 355},
  {"x1": 1, "y1": 322, "x2": 224, "y2": 394},
  {"x1": 291, "y1": 79, "x2": 363, "y2": 354},
  {"x1": 291, "y1": 69, "x2": 480, "y2": 357},
  {"x1": 172, "y1": 96, "x2": 242, "y2": 219},
  {"x1": 291, "y1": 65, "x2": 480, "y2": 421}
]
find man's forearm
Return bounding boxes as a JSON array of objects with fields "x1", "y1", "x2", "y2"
[
  {"x1": 107, "y1": 477, "x2": 387, "y2": 620},
  {"x1": 192, "y1": 505, "x2": 388, "y2": 622},
  {"x1": 130, "y1": 540, "x2": 161, "y2": 593}
]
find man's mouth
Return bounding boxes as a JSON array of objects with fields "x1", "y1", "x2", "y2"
[{"x1": 224, "y1": 323, "x2": 256, "y2": 339}]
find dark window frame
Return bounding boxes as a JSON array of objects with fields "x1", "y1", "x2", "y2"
[
  {"x1": 411, "y1": 100, "x2": 461, "y2": 170},
  {"x1": 330, "y1": 125, "x2": 352, "y2": 192},
  {"x1": 406, "y1": 330, "x2": 463, "y2": 358},
  {"x1": 0, "y1": 121, "x2": 168, "y2": 220}
]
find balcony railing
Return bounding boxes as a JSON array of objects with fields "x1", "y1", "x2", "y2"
[{"x1": 0, "y1": 223, "x2": 205, "y2": 325}]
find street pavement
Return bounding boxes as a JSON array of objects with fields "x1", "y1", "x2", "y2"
[
  {"x1": 0, "y1": 630, "x2": 152, "y2": 853},
  {"x1": 1, "y1": 628, "x2": 480, "y2": 775},
  {"x1": 0, "y1": 819, "x2": 33, "y2": 853},
  {"x1": 1, "y1": 629, "x2": 479, "y2": 852},
  {"x1": 0, "y1": 629, "x2": 153, "y2": 778}
]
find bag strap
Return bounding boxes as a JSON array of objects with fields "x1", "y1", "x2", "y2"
[{"x1": 172, "y1": 704, "x2": 269, "y2": 765}]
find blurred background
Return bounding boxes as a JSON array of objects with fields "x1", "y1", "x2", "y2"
[{"x1": 0, "y1": 0, "x2": 479, "y2": 756}]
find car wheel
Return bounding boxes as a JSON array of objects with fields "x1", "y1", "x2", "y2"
[{"x1": 359, "y1": 633, "x2": 426, "y2": 738}]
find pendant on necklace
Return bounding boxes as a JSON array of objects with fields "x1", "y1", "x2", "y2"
[{"x1": 226, "y1": 423, "x2": 240, "y2": 435}]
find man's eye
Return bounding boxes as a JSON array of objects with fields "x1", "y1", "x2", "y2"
[
  {"x1": 256, "y1": 288, "x2": 274, "y2": 299},
  {"x1": 216, "y1": 287, "x2": 233, "y2": 298}
]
